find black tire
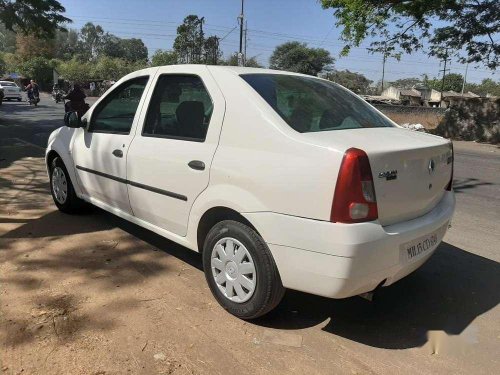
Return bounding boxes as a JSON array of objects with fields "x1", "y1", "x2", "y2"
[
  {"x1": 49, "y1": 157, "x2": 87, "y2": 214},
  {"x1": 203, "y1": 220, "x2": 285, "y2": 319}
]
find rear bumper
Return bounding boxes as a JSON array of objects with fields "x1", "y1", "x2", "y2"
[
  {"x1": 243, "y1": 191, "x2": 455, "y2": 298},
  {"x1": 3, "y1": 93, "x2": 22, "y2": 99}
]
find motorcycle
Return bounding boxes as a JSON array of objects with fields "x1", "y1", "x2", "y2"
[
  {"x1": 27, "y1": 90, "x2": 40, "y2": 106},
  {"x1": 52, "y1": 89, "x2": 64, "y2": 103},
  {"x1": 64, "y1": 99, "x2": 90, "y2": 118}
]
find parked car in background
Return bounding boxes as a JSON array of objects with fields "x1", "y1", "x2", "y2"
[
  {"x1": 45, "y1": 65, "x2": 455, "y2": 319},
  {"x1": 0, "y1": 81, "x2": 22, "y2": 101}
]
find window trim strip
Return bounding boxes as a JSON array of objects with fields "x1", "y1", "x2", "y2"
[{"x1": 75, "y1": 165, "x2": 188, "y2": 202}]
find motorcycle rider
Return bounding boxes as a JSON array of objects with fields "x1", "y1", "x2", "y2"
[
  {"x1": 25, "y1": 79, "x2": 40, "y2": 104},
  {"x1": 64, "y1": 83, "x2": 89, "y2": 117},
  {"x1": 52, "y1": 83, "x2": 62, "y2": 102}
]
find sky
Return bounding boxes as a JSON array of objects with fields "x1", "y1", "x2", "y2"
[{"x1": 59, "y1": 0, "x2": 497, "y2": 84}]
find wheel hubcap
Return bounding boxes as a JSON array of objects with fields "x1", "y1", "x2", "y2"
[
  {"x1": 211, "y1": 238, "x2": 256, "y2": 303},
  {"x1": 52, "y1": 167, "x2": 68, "y2": 204}
]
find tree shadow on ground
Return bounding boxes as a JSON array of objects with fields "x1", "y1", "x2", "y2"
[
  {"x1": 0, "y1": 209, "x2": 170, "y2": 288},
  {"x1": 2, "y1": 205, "x2": 499, "y2": 351},
  {"x1": 0, "y1": 209, "x2": 173, "y2": 347}
]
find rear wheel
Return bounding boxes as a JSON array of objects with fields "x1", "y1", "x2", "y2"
[
  {"x1": 203, "y1": 220, "x2": 285, "y2": 319},
  {"x1": 49, "y1": 157, "x2": 87, "y2": 214}
]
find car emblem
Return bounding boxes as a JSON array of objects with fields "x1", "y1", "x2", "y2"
[
  {"x1": 378, "y1": 170, "x2": 397, "y2": 181},
  {"x1": 428, "y1": 159, "x2": 435, "y2": 174}
]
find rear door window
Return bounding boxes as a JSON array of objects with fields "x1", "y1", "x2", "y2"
[
  {"x1": 241, "y1": 74, "x2": 395, "y2": 133},
  {"x1": 142, "y1": 74, "x2": 213, "y2": 142}
]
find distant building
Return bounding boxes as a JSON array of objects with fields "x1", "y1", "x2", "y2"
[
  {"x1": 380, "y1": 86, "x2": 421, "y2": 106},
  {"x1": 399, "y1": 89, "x2": 422, "y2": 106},
  {"x1": 415, "y1": 88, "x2": 441, "y2": 107}
]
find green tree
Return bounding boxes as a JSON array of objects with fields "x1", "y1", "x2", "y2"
[
  {"x1": 0, "y1": 0, "x2": 70, "y2": 38},
  {"x1": 0, "y1": 52, "x2": 5, "y2": 74},
  {"x1": 59, "y1": 57, "x2": 92, "y2": 82},
  {"x1": 426, "y1": 73, "x2": 464, "y2": 92},
  {"x1": 91, "y1": 56, "x2": 146, "y2": 81},
  {"x1": 203, "y1": 35, "x2": 221, "y2": 65},
  {"x1": 100, "y1": 33, "x2": 123, "y2": 59},
  {"x1": 325, "y1": 69, "x2": 372, "y2": 93},
  {"x1": 54, "y1": 29, "x2": 79, "y2": 60},
  {"x1": 151, "y1": 49, "x2": 178, "y2": 66},
  {"x1": 269, "y1": 41, "x2": 334, "y2": 76},
  {"x1": 320, "y1": 0, "x2": 500, "y2": 70},
  {"x1": 17, "y1": 55, "x2": 56, "y2": 88},
  {"x1": 78, "y1": 22, "x2": 104, "y2": 61},
  {"x1": 2, "y1": 51, "x2": 20, "y2": 73},
  {"x1": 119, "y1": 38, "x2": 148, "y2": 62},
  {"x1": 0, "y1": 23, "x2": 16, "y2": 52},
  {"x1": 91, "y1": 56, "x2": 123, "y2": 80},
  {"x1": 390, "y1": 77, "x2": 424, "y2": 89},
  {"x1": 465, "y1": 78, "x2": 500, "y2": 97},
  {"x1": 173, "y1": 15, "x2": 205, "y2": 64},
  {"x1": 223, "y1": 53, "x2": 262, "y2": 67},
  {"x1": 15, "y1": 33, "x2": 55, "y2": 59}
]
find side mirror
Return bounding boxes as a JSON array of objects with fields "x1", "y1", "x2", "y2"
[{"x1": 64, "y1": 111, "x2": 81, "y2": 128}]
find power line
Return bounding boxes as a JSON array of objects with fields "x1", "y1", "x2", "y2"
[{"x1": 65, "y1": 14, "x2": 496, "y2": 81}]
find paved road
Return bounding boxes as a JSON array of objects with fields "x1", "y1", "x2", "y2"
[{"x1": 1, "y1": 97, "x2": 499, "y2": 374}]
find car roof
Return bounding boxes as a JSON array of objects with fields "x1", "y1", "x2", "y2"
[{"x1": 143, "y1": 65, "x2": 313, "y2": 77}]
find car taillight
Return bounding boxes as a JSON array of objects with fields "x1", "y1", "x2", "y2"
[
  {"x1": 445, "y1": 142, "x2": 454, "y2": 191},
  {"x1": 331, "y1": 148, "x2": 378, "y2": 223}
]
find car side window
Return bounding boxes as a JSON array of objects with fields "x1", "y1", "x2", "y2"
[
  {"x1": 142, "y1": 75, "x2": 213, "y2": 142},
  {"x1": 90, "y1": 76, "x2": 149, "y2": 134}
]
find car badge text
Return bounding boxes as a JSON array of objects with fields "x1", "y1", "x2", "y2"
[{"x1": 378, "y1": 170, "x2": 398, "y2": 181}]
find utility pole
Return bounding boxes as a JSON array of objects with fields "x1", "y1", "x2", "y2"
[
  {"x1": 461, "y1": 62, "x2": 469, "y2": 95},
  {"x1": 381, "y1": 52, "x2": 387, "y2": 93},
  {"x1": 439, "y1": 48, "x2": 451, "y2": 105},
  {"x1": 381, "y1": 44, "x2": 387, "y2": 93},
  {"x1": 198, "y1": 17, "x2": 205, "y2": 63},
  {"x1": 244, "y1": 20, "x2": 248, "y2": 66},
  {"x1": 238, "y1": 0, "x2": 244, "y2": 66}
]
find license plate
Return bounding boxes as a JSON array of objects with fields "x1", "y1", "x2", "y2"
[{"x1": 400, "y1": 224, "x2": 447, "y2": 263}]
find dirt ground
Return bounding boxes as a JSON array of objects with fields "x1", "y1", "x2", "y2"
[{"x1": 0, "y1": 133, "x2": 499, "y2": 374}]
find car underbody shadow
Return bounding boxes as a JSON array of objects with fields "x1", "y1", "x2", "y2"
[{"x1": 254, "y1": 241, "x2": 500, "y2": 350}]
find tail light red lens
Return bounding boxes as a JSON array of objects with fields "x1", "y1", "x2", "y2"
[
  {"x1": 445, "y1": 142, "x2": 454, "y2": 191},
  {"x1": 331, "y1": 148, "x2": 378, "y2": 223}
]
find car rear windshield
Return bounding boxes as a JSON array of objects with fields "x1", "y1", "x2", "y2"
[
  {"x1": 0, "y1": 82, "x2": 16, "y2": 87},
  {"x1": 240, "y1": 73, "x2": 395, "y2": 133}
]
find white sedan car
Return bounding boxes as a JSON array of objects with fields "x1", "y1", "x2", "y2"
[
  {"x1": 0, "y1": 80, "x2": 22, "y2": 101},
  {"x1": 46, "y1": 65, "x2": 455, "y2": 319}
]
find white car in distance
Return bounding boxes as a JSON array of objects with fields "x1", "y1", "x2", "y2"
[
  {"x1": 0, "y1": 80, "x2": 22, "y2": 101},
  {"x1": 46, "y1": 65, "x2": 455, "y2": 319}
]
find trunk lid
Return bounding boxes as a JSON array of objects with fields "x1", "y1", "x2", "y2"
[{"x1": 301, "y1": 128, "x2": 453, "y2": 226}]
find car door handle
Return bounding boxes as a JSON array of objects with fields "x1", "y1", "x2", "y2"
[
  {"x1": 112, "y1": 149, "x2": 123, "y2": 158},
  {"x1": 188, "y1": 160, "x2": 205, "y2": 171}
]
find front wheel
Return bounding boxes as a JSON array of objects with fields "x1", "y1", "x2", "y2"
[
  {"x1": 203, "y1": 220, "x2": 285, "y2": 319},
  {"x1": 49, "y1": 157, "x2": 88, "y2": 214}
]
